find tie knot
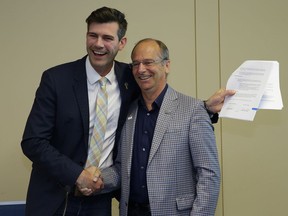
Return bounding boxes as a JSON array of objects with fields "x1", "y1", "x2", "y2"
[{"x1": 99, "y1": 77, "x2": 108, "y2": 87}]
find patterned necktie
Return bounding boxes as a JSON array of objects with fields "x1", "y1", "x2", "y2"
[{"x1": 86, "y1": 77, "x2": 108, "y2": 167}]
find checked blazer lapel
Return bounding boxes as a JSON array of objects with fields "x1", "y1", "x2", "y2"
[
  {"x1": 124, "y1": 102, "x2": 139, "y2": 178},
  {"x1": 148, "y1": 87, "x2": 178, "y2": 166}
]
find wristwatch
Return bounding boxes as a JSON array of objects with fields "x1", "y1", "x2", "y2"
[{"x1": 203, "y1": 101, "x2": 219, "y2": 124}]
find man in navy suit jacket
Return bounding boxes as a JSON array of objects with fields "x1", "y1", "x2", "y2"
[
  {"x1": 21, "y1": 7, "x2": 140, "y2": 216},
  {"x1": 21, "y1": 6, "x2": 234, "y2": 216}
]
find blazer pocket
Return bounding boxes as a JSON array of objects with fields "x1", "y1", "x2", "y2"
[{"x1": 176, "y1": 194, "x2": 194, "y2": 211}]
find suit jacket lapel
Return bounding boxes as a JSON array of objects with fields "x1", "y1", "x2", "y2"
[
  {"x1": 148, "y1": 87, "x2": 178, "y2": 165},
  {"x1": 72, "y1": 57, "x2": 90, "y2": 148}
]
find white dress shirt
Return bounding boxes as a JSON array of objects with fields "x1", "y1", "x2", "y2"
[{"x1": 85, "y1": 57, "x2": 121, "y2": 169}]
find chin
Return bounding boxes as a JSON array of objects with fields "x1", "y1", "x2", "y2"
[{"x1": 140, "y1": 85, "x2": 153, "y2": 92}]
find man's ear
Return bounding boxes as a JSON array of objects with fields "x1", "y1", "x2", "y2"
[
  {"x1": 165, "y1": 59, "x2": 171, "y2": 75},
  {"x1": 118, "y1": 37, "x2": 127, "y2": 51}
]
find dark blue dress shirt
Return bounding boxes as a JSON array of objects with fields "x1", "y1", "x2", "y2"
[{"x1": 129, "y1": 85, "x2": 168, "y2": 204}]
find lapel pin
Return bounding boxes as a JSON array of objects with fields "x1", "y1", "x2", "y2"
[
  {"x1": 165, "y1": 109, "x2": 171, "y2": 114},
  {"x1": 124, "y1": 82, "x2": 129, "y2": 90}
]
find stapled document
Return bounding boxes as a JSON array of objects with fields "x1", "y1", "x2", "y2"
[{"x1": 219, "y1": 60, "x2": 283, "y2": 121}]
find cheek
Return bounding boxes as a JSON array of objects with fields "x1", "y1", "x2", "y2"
[
  {"x1": 156, "y1": 71, "x2": 167, "y2": 82},
  {"x1": 86, "y1": 36, "x2": 100, "y2": 47},
  {"x1": 132, "y1": 70, "x2": 138, "y2": 78},
  {"x1": 86, "y1": 39, "x2": 93, "y2": 48},
  {"x1": 109, "y1": 46, "x2": 118, "y2": 54}
]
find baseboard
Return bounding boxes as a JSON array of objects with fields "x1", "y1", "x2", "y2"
[{"x1": 0, "y1": 201, "x2": 25, "y2": 216}]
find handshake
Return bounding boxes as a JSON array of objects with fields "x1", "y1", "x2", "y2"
[{"x1": 75, "y1": 166, "x2": 104, "y2": 196}]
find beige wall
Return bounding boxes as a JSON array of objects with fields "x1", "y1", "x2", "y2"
[
  {"x1": 220, "y1": 1, "x2": 288, "y2": 215},
  {"x1": 1, "y1": 0, "x2": 287, "y2": 215}
]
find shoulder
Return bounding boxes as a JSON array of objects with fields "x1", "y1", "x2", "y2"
[
  {"x1": 41, "y1": 56, "x2": 86, "y2": 81},
  {"x1": 114, "y1": 60, "x2": 130, "y2": 68},
  {"x1": 167, "y1": 87, "x2": 200, "y2": 105},
  {"x1": 165, "y1": 87, "x2": 207, "y2": 117},
  {"x1": 114, "y1": 60, "x2": 132, "y2": 75},
  {"x1": 114, "y1": 60, "x2": 140, "y2": 94},
  {"x1": 46, "y1": 56, "x2": 86, "y2": 74},
  {"x1": 38, "y1": 57, "x2": 87, "y2": 88}
]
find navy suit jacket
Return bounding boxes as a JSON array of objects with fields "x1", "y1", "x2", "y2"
[{"x1": 21, "y1": 56, "x2": 139, "y2": 216}]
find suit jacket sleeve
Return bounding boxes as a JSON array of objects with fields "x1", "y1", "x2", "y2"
[{"x1": 21, "y1": 68, "x2": 83, "y2": 187}]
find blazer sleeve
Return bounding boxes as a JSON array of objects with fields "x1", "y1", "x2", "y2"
[
  {"x1": 189, "y1": 101, "x2": 221, "y2": 215},
  {"x1": 100, "y1": 139, "x2": 122, "y2": 194}
]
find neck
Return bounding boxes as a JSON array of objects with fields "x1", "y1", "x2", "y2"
[
  {"x1": 95, "y1": 66, "x2": 111, "y2": 77},
  {"x1": 141, "y1": 84, "x2": 166, "y2": 111},
  {"x1": 89, "y1": 57, "x2": 113, "y2": 77},
  {"x1": 142, "y1": 95, "x2": 155, "y2": 111}
]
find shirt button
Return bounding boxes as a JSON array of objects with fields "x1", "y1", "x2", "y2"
[
  {"x1": 141, "y1": 166, "x2": 144, "y2": 169},
  {"x1": 144, "y1": 131, "x2": 148, "y2": 134},
  {"x1": 141, "y1": 185, "x2": 146, "y2": 188},
  {"x1": 147, "y1": 113, "x2": 150, "y2": 116},
  {"x1": 142, "y1": 148, "x2": 146, "y2": 151}
]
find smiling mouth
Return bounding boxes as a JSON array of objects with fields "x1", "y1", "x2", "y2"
[
  {"x1": 93, "y1": 50, "x2": 107, "y2": 56},
  {"x1": 138, "y1": 75, "x2": 152, "y2": 80}
]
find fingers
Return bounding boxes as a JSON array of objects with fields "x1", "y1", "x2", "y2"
[
  {"x1": 205, "y1": 88, "x2": 236, "y2": 114},
  {"x1": 214, "y1": 88, "x2": 236, "y2": 100},
  {"x1": 79, "y1": 180, "x2": 104, "y2": 196},
  {"x1": 222, "y1": 89, "x2": 236, "y2": 97},
  {"x1": 86, "y1": 166, "x2": 98, "y2": 175},
  {"x1": 93, "y1": 176, "x2": 104, "y2": 191},
  {"x1": 75, "y1": 166, "x2": 104, "y2": 196},
  {"x1": 81, "y1": 167, "x2": 104, "y2": 195},
  {"x1": 93, "y1": 174, "x2": 102, "y2": 182},
  {"x1": 86, "y1": 166, "x2": 103, "y2": 183},
  {"x1": 79, "y1": 187, "x2": 93, "y2": 196}
]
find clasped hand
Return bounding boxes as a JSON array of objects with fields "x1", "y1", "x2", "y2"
[{"x1": 75, "y1": 166, "x2": 104, "y2": 196}]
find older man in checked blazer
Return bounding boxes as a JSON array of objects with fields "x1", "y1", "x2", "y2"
[{"x1": 102, "y1": 38, "x2": 221, "y2": 216}]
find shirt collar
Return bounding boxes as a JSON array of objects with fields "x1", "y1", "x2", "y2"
[
  {"x1": 85, "y1": 57, "x2": 115, "y2": 85},
  {"x1": 139, "y1": 84, "x2": 168, "y2": 110}
]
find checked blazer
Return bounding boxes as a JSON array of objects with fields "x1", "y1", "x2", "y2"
[{"x1": 104, "y1": 86, "x2": 221, "y2": 216}]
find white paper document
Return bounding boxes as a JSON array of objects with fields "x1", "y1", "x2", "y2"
[{"x1": 219, "y1": 60, "x2": 283, "y2": 121}]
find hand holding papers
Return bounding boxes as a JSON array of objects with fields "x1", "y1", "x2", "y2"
[{"x1": 219, "y1": 60, "x2": 283, "y2": 121}]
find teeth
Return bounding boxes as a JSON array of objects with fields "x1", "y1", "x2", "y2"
[
  {"x1": 93, "y1": 51, "x2": 106, "y2": 55},
  {"x1": 139, "y1": 75, "x2": 151, "y2": 80}
]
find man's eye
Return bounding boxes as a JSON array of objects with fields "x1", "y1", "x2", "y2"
[
  {"x1": 132, "y1": 62, "x2": 140, "y2": 67},
  {"x1": 104, "y1": 37, "x2": 114, "y2": 41},
  {"x1": 143, "y1": 61, "x2": 154, "y2": 66}
]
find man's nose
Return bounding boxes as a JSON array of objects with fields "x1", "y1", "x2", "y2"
[
  {"x1": 95, "y1": 38, "x2": 104, "y2": 47},
  {"x1": 137, "y1": 62, "x2": 147, "y2": 71}
]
